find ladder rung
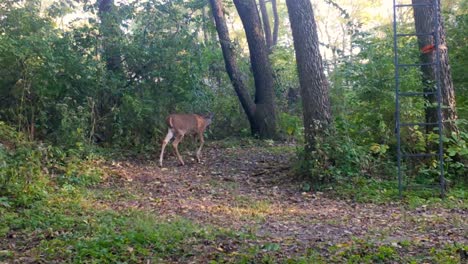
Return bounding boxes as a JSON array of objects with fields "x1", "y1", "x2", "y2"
[
  {"x1": 402, "y1": 153, "x2": 439, "y2": 158},
  {"x1": 395, "y1": 3, "x2": 433, "y2": 8},
  {"x1": 400, "y1": 122, "x2": 439, "y2": 127},
  {"x1": 398, "y1": 92, "x2": 436, "y2": 97},
  {"x1": 396, "y1": 32, "x2": 434, "y2": 37},
  {"x1": 397, "y1": 62, "x2": 435, "y2": 67}
]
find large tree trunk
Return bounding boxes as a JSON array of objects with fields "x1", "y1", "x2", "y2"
[
  {"x1": 233, "y1": 0, "x2": 277, "y2": 139},
  {"x1": 98, "y1": 0, "x2": 123, "y2": 74},
  {"x1": 285, "y1": 0, "x2": 331, "y2": 154},
  {"x1": 259, "y1": 0, "x2": 273, "y2": 50},
  {"x1": 208, "y1": 0, "x2": 258, "y2": 133},
  {"x1": 412, "y1": 0, "x2": 458, "y2": 134}
]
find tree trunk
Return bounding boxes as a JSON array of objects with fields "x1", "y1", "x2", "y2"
[
  {"x1": 271, "y1": 0, "x2": 279, "y2": 46},
  {"x1": 412, "y1": 0, "x2": 458, "y2": 134},
  {"x1": 98, "y1": 0, "x2": 123, "y2": 74},
  {"x1": 233, "y1": 0, "x2": 277, "y2": 139},
  {"x1": 208, "y1": 0, "x2": 258, "y2": 133},
  {"x1": 259, "y1": 0, "x2": 273, "y2": 50},
  {"x1": 285, "y1": 0, "x2": 331, "y2": 154},
  {"x1": 202, "y1": 7, "x2": 209, "y2": 44}
]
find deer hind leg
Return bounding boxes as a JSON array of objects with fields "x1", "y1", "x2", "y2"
[
  {"x1": 196, "y1": 133, "x2": 204, "y2": 163},
  {"x1": 159, "y1": 128, "x2": 174, "y2": 167},
  {"x1": 172, "y1": 133, "x2": 185, "y2": 166}
]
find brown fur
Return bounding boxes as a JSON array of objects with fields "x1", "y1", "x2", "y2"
[{"x1": 159, "y1": 113, "x2": 213, "y2": 167}]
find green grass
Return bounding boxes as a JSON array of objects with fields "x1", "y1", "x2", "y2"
[
  {"x1": 1, "y1": 124, "x2": 466, "y2": 263},
  {"x1": 0, "y1": 189, "x2": 219, "y2": 263},
  {"x1": 321, "y1": 177, "x2": 467, "y2": 209},
  {"x1": 2, "y1": 172, "x2": 466, "y2": 263},
  {"x1": 322, "y1": 239, "x2": 467, "y2": 264}
]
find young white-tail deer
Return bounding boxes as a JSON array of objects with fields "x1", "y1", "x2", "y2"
[{"x1": 159, "y1": 113, "x2": 213, "y2": 167}]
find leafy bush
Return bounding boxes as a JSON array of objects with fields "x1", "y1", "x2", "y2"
[
  {"x1": 278, "y1": 112, "x2": 303, "y2": 142},
  {"x1": 0, "y1": 122, "x2": 49, "y2": 206},
  {"x1": 0, "y1": 122, "x2": 104, "y2": 207},
  {"x1": 444, "y1": 131, "x2": 468, "y2": 183},
  {"x1": 295, "y1": 124, "x2": 394, "y2": 187}
]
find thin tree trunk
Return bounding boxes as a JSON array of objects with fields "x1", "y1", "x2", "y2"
[
  {"x1": 208, "y1": 0, "x2": 257, "y2": 133},
  {"x1": 98, "y1": 0, "x2": 123, "y2": 73},
  {"x1": 233, "y1": 0, "x2": 277, "y2": 139},
  {"x1": 202, "y1": 7, "x2": 209, "y2": 44},
  {"x1": 285, "y1": 0, "x2": 331, "y2": 154},
  {"x1": 271, "y1": 0, "x2": 279, "y2": 46},
  {"x1": 96, "y1": 0, "x2": 124, "y2": 142},
  {"x1": 259, "y1": 0, "x2": 273, "y2": 50},
  {"x1": 412, "y1": 0, "x2": 458, "y2": 134}
]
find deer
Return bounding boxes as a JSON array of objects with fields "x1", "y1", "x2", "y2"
[{"x1": 159, "y1": 113, "x2": 213, "y2": 167}]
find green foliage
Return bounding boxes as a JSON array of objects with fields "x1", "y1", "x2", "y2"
[
  {"x1": 0, "y1": 122, "x2": 103, "y2": 207},
  {"x1": 0, "y1": 0, "x2": 248, "y2": 149},
  {"x1": 295, "y1": 125, "x2": 394, "y2": 186},
  {"x1": 70, "y1": 213, "x2": 202, "y2": 262},
  {"x1": 445, "y1": 2, "x2": 468, "y2": 131},
  {"x1": 0, "y1": 192, "x2": 214, "y2": 262},
  {"x1": 278, "y1": 112, "x2": 303, "y2": 141},
  {"x1": 328, "y1": 239, "x2": 399, "y2": 263},
  {"x1": 429, "y1": 244, "x2": 468, "y2": 264},
  {"x1": 298, "y1": 9, "x2": 468, "y2": 197},
  {"x1": 0, "y1": 122, "x2": 49, "y2": 206},
  {"x1": 443, "y1": 131, "x2": 468, "y2": 183},
  {"x1": 1, "y1": 1, "x2": 466, "y2": 263},
  {"x1": 329, "y1": 176, "x2": 466, "y2": 208},
  {"x1": 211, "y1": 92, "x2": 250, "y2": 138}
]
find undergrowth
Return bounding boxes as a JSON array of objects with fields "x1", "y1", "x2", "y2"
[
  {"x1": 293, "y1": 124, "x2": 467, "y2": 209},
  {"x1": 0, "y1": 122, "x2": 223, "y2": 262},
  {"x1": 1, "y1": 123, "x2": 466, "y2": 262}
]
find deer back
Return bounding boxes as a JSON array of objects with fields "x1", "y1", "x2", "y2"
[{"x1": 166, "y1": 114, "x2": 209, "y2": 135}]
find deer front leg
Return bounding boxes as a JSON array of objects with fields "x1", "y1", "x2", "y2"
[
  {"x1": 172, "y1": 134, "x2": 185, "y2": 166},
  {"x1": 159, "y1": 129, "x2": 174, "y2": 167},
  {"x1": 196, "y1": 133, "x2": 204, "y2": 163}
]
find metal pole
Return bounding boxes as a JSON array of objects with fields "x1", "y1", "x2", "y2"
[
  {"x1": 393, "y1": 0, "x2": 402, "y2": 198},
  {"x1": 433, "y1": 0, "x2": 445, "y2": 197}
]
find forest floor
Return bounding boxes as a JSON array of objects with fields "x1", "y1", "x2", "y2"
[{"x1": 97, "y1": 141, "x2": 467, "y2": 263}]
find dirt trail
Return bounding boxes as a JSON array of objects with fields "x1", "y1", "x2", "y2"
[{"x1": 101, "y1": 143, "x2": 467, "y2": 260}]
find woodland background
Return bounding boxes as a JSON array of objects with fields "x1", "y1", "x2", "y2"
[{"x1": 0, "y1": 0, "x2": 467, "y2": 262}]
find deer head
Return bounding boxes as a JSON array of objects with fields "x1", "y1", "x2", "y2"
[{"x1": 159, "y1": 113, "x2": 213, "y2": 167}]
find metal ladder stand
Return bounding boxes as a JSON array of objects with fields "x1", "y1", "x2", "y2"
[{"x1": 393, "y1": 0, "x2": 445, "y2": 198}]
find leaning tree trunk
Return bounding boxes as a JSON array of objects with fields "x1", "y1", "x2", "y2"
[
  {"x1": 233, "y1": 0, "x2": 277, "y2": 139},
  {"x1": 285, "y1": 0, "x2": 331, "y2": 154},
  {"x1": 259, "y1": 0, "x2": 273, "y2": 50},
  {"x1": 208, "y1": 0, "x2": 258, "y2": 134},
  {"x1": 412, "y1": 0, "x2": 458, "y2": 134}
]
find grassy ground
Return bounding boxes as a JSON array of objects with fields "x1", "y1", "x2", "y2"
[{"x1": 1, "y1": 139, "x2": 467, "y2": 263}]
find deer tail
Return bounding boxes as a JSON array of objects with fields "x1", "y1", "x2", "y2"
[{"x1": 166, "y1": 116, "x2": 174, "y2": 128}]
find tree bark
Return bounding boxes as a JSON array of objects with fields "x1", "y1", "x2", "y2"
[
  {"x1": 202, "y1": 7, "x2": 210, "y2": 44},
  {"x1": 233, "y1": 0, "x2": 277, "y2": 139},
  {"x1": 271, "y1": 0, "x2": 279, "y2": 46},
  {"x1": 208, "y1": 0, "x2": 257, "y2": 133},
  {"x1": 412, "y1": 0, "x2": 458, "y2": 134},
  {"x1": 285, "y1": 0, "x2": 331, "y2": 153},
  {"x1": 98, "y1": 0, "x2": 123, "y2": 74},
  {"x1": 259, "y1": 0, "x2": 273, "y2": 50}
]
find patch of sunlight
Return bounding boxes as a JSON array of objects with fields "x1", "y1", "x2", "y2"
[{"x1": 211, "y1": 199, "x2": 274, "y2": 221}]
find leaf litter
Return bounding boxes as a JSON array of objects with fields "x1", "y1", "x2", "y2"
[{"x1": 101, "y1": 143, "x2": 467, "y2": 262}]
